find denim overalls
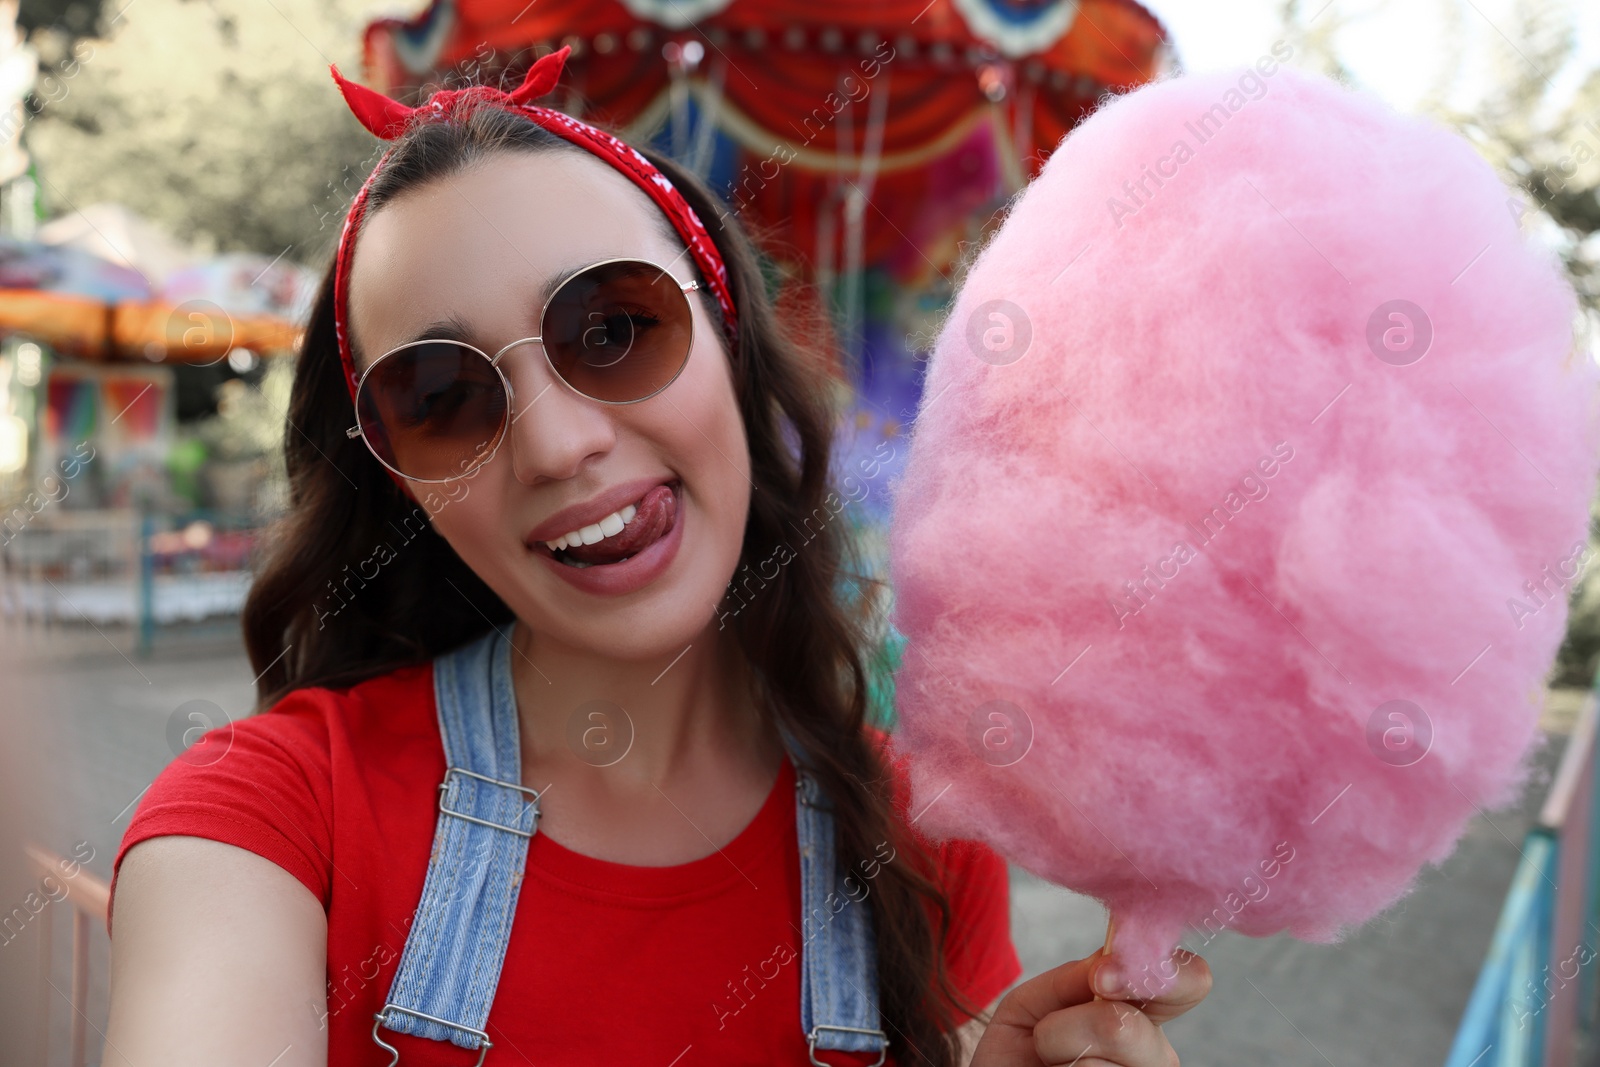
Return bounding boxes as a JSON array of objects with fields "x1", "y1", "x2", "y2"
[{"x1": 370, "y1": 626, "x2": 891, "y2": 1066}]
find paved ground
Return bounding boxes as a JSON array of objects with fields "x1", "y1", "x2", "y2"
[
  {"x1": 5, "y1": 622, "x2": 260, "y2": 1066},
  {"x1": 4, "y1": 620, "x2": 1589, "y2": 1066},
  {"x1": 1008, "y1": 689, "x2": 1590, "y2": 1067},
  {"x1": 1007, "y1": 776, "x2": 1554, "y2": 1066}
]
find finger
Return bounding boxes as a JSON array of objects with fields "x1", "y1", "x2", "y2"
[
  {"x1": 987, "y1": 952, "x2": 1098, "y2": 1031},
  {"x1": 972, "y1": 955, "x2": 1099, "y2": 1067},
  {"x1": 1090, "y1": 948, "x2": 1213, "y2": 1027},
  {"x1": 1034, "y1": 997, "x2": 1175, "y2": 1067}
]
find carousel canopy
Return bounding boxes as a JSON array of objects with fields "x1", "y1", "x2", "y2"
[
  {"x1": 0, "y1": 229, "x2": 312, "y2": 362},
  {"x1": 361, "y1": 0, "x2": 1171, "y2": 278}
]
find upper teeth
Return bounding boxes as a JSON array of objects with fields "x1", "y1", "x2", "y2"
[{"x1": 546, "y1": 502, "x2": 639, "y2": 552}]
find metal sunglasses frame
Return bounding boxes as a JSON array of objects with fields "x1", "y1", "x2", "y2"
[{"x1": 345, "y1": 256, "x2": 701, "y2": 484}]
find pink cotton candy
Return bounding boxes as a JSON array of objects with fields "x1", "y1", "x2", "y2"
[{"x1": 887, "y1": 65, "x2": 1600, "y2": 996}]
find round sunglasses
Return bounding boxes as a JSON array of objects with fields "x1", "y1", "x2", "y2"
[{"x1": 345, "y1": 257, "x2": 701, "y2": 483}]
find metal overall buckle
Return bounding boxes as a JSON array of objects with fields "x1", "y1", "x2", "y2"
[
  {"x1": 372, "y1": 1005, "x2": 494, "y2": 1066},
  {"x1": 437, "y1": 766, "x2": 541, "y2": 836},
  {"x1": 808, "y1": 1023, "x2": 889, "y2": 1067}
]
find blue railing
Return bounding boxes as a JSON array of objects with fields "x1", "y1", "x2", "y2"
[
  {"x1": 134, "y1": 507, "x2": 259, "y2": 654},
  {"x1": 0, "y1": 506, "x2": 259, "y2": 655},
  {"x1": 1447, "y1": 677, "x2": 1600, "y2": 1067}
]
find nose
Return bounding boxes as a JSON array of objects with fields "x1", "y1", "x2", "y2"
[{"x1": 496, "y1": 340, "x2": 616, "y2": 484}]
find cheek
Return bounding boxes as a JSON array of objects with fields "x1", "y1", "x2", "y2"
[
  {"x1": 662, "y1": 340, "x2": 750, "y2": 526},
  {"x1": 413, "y1": 473, "x2": 507, "y2": 561}
]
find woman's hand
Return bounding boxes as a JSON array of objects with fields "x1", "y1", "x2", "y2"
[{"x1": 969, "y1": 948, "x2": 1211, "y2": 1067}]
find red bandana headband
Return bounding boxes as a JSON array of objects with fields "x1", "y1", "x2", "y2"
[{"x1": 327, "y1": 45, "x2": 738, "y2": 405}]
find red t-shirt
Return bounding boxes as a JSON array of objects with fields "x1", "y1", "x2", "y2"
[{"x1": 111, "y1": 658, "x2": 1022, "y2": 1065}]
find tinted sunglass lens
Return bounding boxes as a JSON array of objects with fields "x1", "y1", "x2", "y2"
[
  {"x1": 543, "y1": 261, "x2": 693, "y2": 402},
  {"x1": 357, "y1": 341, "x2": 507, "y2": 481}
]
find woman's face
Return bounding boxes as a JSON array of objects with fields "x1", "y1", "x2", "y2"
[{"x1": 346, "y1": 150, "x2": 751, "y2": 661}]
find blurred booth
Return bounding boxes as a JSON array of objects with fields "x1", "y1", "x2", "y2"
[{"x1": 0, "y1": 221, "x2": 312, "y2": 652}]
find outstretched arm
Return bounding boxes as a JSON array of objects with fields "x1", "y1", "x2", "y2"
[{"x1": 106, "y1": 836, "x2": 329, "y2": 1066}]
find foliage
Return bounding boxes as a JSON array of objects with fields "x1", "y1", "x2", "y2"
[
  {"x1": 192, "y1": 355, "x2": 290, "y2": 462},
  {"x1": 24, "y1": 0, "x2": 382, "y2": 264},
  {"x1": 188, "y1": 354, "x2": 291, "y2": 513},
  {"x1": 17, "y1": 0, "x2": 102, "y2": 41}
]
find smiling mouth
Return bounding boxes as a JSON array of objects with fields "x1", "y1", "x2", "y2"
[{"x1": 542, "y1": 480, "x2": 680, "y2": 569}]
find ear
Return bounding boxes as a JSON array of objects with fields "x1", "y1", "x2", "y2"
[
  {"x1": 507, "y1": 45, "x2": 572, "y2": 105},
  {"x1": 330, "y1": 64, "x2": 418, "y2": 140}
]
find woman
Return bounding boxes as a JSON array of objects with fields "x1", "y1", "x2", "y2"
[{"x1": 104, "y1": 48, "x2": 1208, "y2": 1066}]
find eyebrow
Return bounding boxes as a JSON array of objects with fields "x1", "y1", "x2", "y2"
[{"x1": 355, "y1": 262, "x2": 592, "y2": 364}]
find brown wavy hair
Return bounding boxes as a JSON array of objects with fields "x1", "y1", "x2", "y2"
[{"x1": 242, "y1": 99, "x2": 982, "y2": 1064}]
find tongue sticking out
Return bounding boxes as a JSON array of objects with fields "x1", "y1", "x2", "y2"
[{"x1": 561, "y1": 483, "x2": 677, "y2": 566}]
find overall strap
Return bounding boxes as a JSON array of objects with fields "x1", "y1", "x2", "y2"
[
  {"x1": 373, "y1": 626, "x2": 537, "y2": 1066},
  {"x1": 780, "y1": 723, "x2": 891, "y2": 1066},
  {"x1": 370, "y1": 638, "x2": 887, "y2": 1065}
]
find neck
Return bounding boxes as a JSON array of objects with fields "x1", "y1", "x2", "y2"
[{"x1": 508, "y1": 617, "x2": 774, "y2": 787}]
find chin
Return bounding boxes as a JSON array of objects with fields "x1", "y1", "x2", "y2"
[{"x1": 514, "y1": 542, "x2": 742, "y2": 661}]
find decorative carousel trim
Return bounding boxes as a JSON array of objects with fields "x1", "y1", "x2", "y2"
[
  {"x1": 528, "y1": 26, "x2": 1051, "y2": 69},
  {"x1": 625, "y1": 79, "x2": 994, "y2": 175},
  {"x1": 948, "y1": 0, "x2": 1079, "y2": 59},
  {"x1": 614, "y1": 0, "x2": 736, "y2": 31},
  {"x1": 373, "y1": 0, "x2": 457, "y2": 78}
]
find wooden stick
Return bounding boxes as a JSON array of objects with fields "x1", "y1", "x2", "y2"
[{"x1": 1091, "y1": 912, "x2": 1116, "y2": 1002}]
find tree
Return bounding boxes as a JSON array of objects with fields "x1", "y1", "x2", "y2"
[
  {"x1": 23, "y1": 0, "x2": 384, "y2": 267},
  {"x1": 18, "y1": 0, "x2": 103, "y2": 41}
]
